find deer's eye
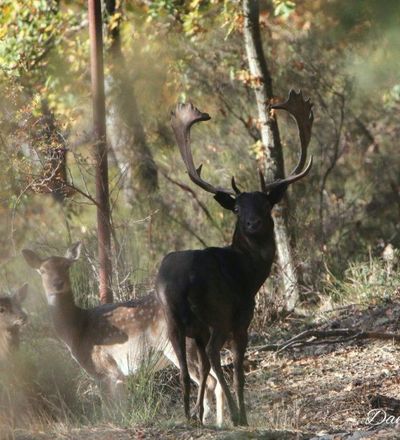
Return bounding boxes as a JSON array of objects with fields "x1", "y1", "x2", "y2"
[
  {"x1": 234, "y1": 206, "x2": 239, "y2": 215},
  {"x1": 0, "y1": 307, "x2": 4, "y2": 313}
]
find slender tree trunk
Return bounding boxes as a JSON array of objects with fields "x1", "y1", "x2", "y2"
[
  {"x1": 104, "y1": 0, "x2": 158, "y2": 198},
  {"x1": 242, "y1": 0, "x2": 299, "y2": 312},
  {"x1": 88, "y1": 0, "x2": 113, "y2": 304}
]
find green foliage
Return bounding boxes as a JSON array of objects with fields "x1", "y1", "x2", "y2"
[
  {"x1": 0, "y1": 0, "x2": 60, "y2": 76},
  {"x1": 147, "y1": 0, "x2": 180, "y2": 19},
  {"x1": 273, "y1": 0, "x2": 296, "y2": 19},
  {"x1": 324, "y1": 256, "x2": 400, "y2": 304},
  {"x1": 0, "y1": 0, "x2": 87, "y2": 117}
]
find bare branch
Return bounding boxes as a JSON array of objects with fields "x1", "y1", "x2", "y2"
[
  {"x1": 160, "y1": 168, "x2": 226, "y2": 241},
  {"x1": 251, "y1": 329, "x2": 400, "y2": 354}
]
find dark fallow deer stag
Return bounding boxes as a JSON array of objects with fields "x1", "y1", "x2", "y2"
[
  {"x1": 22, "y1": 243, "x2": 223, "y2": 422},
  {"x1": 156, "y1": 90, "x2": 313, "y2": 426},
  {"x1": 0, "y1": 284, "x2": 29, "y2": 362}
]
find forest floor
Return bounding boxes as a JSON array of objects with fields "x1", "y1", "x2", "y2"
[{"x1": 12, "y1": 293, "x2": 400, "y2": 440}]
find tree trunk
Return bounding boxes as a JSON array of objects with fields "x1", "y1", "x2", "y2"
[
  {"x1": 104, "y1": 0, "x2": 158, "y2": 199},
  {"x1": 88, "y1": 0, "x2": 113, "y2": 304},
  {"x1": 242, "y1": 0, "x2": 299, "y2": 312}
]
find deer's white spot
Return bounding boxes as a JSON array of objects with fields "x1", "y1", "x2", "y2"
[
  {"x1": 103, "y1": 334, "x2": 167, "y2": 376},
  {"x1": 47, "y1": 294, "x2": 58, "y2": 307}
]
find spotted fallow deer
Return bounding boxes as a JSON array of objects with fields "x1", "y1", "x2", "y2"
[
  {"x1": 0, "y1": 284, "x2": 29, "y2": 362},
  {"x1": 22, "y1": 243, "x2": 224, "y2": 423},
  {"x1": 156, "y1": 90, "x2": 313, "y2": 426}
]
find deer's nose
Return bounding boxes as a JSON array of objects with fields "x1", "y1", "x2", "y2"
[
  {"x1": 54, "y1": 280, "x2": 64, "y2": 290},
  {"x1": 246, "y1": 218, "x2": 261, "y2": 231}
]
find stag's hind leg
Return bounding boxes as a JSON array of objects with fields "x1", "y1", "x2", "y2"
[
  {"x1": 168, "y1": 321, "x2": 191, "y2": 421},
  {"x1": 189, "y1": 339, "x2": 210, "y2": 423},
  {"x1": 214, "y1": 372, "x2": 225, "y2": 426},
  {"x1": 187, "y1": 343, "x2": 222, "y2": 424},
  {"x1": 206, "y1": 329, "x2": 239, "y2": 426}
]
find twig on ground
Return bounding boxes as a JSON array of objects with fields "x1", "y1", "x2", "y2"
[{"x1": 250, "y1": 329, "x2": 400, "y2": 355}]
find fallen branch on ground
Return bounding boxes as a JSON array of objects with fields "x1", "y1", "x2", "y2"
[
  {"x1": 251, "y1": 329, "x2": 400, "y2": 354},
  {"x1": 369, "y1": 394, "x2": 400, "y2": 415}
]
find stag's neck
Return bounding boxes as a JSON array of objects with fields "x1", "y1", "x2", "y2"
[
  {"x1": 230, "y1": 225, "x2": 276, "y2": 295},
  {"x1": 231, "y1": 224, "x2": 275, "y2": 263},
  {"x1": 46, "y1": 290, "x2": 86, "y2": 351}
]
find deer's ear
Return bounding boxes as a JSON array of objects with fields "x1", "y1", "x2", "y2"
[
  {"x1": 267, "y1": 184, "x2": 288, "y2": 207},
  {"x1": 22, "y1": 249, "x2": 43, "y2": 269},
  {"x1": 65, "y1": 242, "x2": 82, "y2": 261},
  {"x1": 214, "y1": 192, "x2": 236, "y2": 211},
  {"x1": 14, "y1": 283, "x2": 28, "y2": 304}
]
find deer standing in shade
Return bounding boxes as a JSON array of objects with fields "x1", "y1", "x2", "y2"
[
  {"x1": 156, "y1": 90, "x2": 313, "y2": 425},
  {"x1": 0, "y1": 284, "x2": 29, "y2": 362},
  {"x1": 22, "y1": 243, "x2": 224, "y2": 423}
]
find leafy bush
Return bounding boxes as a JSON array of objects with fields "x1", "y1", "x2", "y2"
[{"x1": 324, "y1": 254, "x2": 400, "y2": 304}]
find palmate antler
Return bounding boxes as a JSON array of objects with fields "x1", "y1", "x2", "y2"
[
  {"x1": 259, "y1": 89, "x2": 314, "y2": 192},
  {"x1": 171, "y1": 90, "x2": 313, "y2": 197},
  {"x1": 171, "y1": 103, "x2": 237, "y2": 196}
]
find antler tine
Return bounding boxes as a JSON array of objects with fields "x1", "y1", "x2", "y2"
[
  {"x1": 171, "y1": 102, "x2": 235, "y2": 195},
  {"x1": 231, "y1": 177, "x2": 241, "y2": 195},
  {"x1": 261, "y1": 89, "x2": 313, "y2": 191},
  {"x1": 260, "y1": 156, "x2": 313, "y2": 192},
  {"x1": 258, "y1": 169, "x2": 267, "y2": 193}
]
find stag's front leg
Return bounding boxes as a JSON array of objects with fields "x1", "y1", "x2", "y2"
[{"x1": 232, "y1": 329, "x2": 248, "y2": 426}]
